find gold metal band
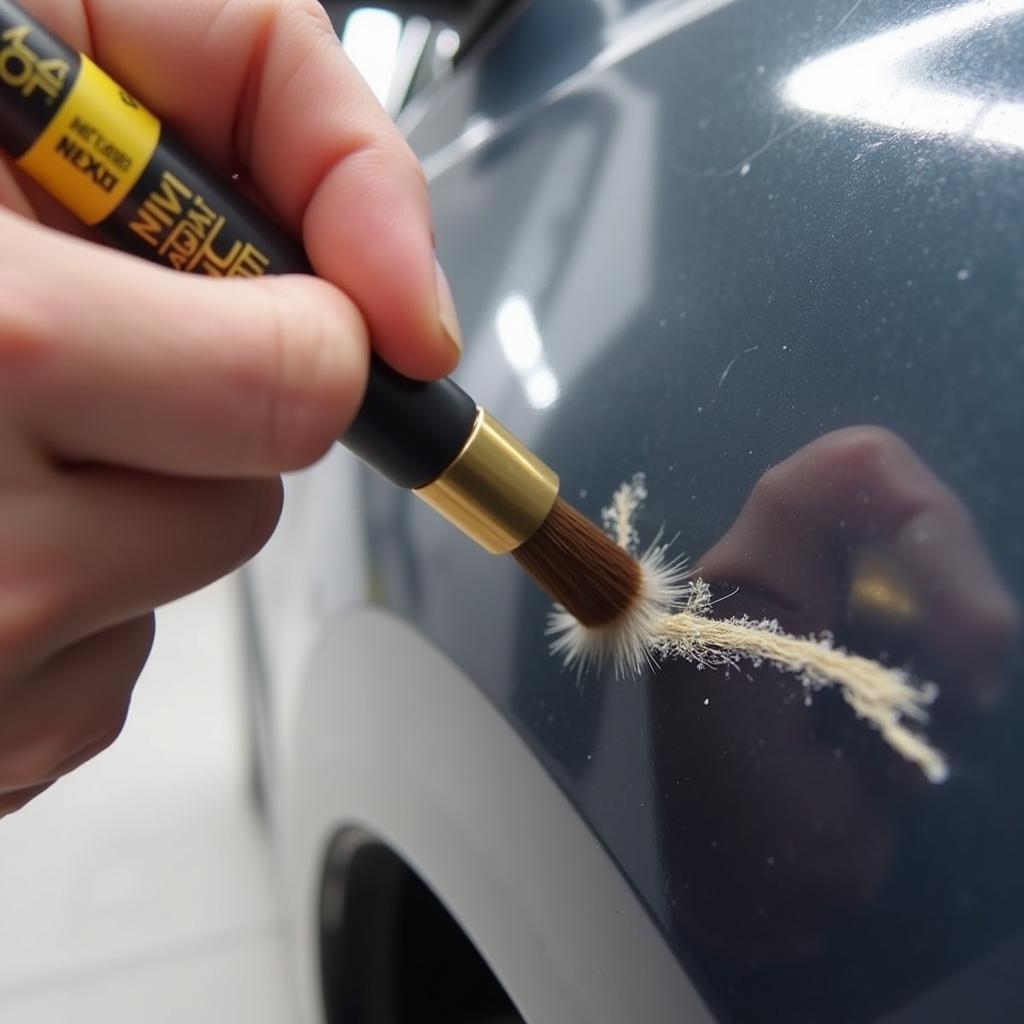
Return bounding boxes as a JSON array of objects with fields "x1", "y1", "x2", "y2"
[{"x1": 414, "y1": 408, "x2": 559, "y2": 554}]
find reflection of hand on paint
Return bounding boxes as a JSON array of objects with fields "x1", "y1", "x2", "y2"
[
  {"x1": 703, "y1": 426, "x2": 1018, "y2": 714},
  {"x1": 649, "y1": 426, "x2": 1018, "y2": 967},
  {"x1": 0, "y1": 0, "x2": 459, "y2": 818}
]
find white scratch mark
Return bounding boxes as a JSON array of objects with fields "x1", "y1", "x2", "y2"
[
  {"x1": 708, "y1": 345, "x2": 760, "y2": 407},
  {"x1": 829, "y1": 0, "x2": 867, "y2": 40}
]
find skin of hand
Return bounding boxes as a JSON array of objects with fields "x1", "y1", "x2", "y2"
[{"x1": 0, "y1": 0, "x2": 462, "y2": 817}]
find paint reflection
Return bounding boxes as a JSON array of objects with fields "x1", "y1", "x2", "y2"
[
  {"x1": 650, "y1": 427, "x2": 1018, "y2": 981},
  {"x1": 784, "y1": 0, "x2": 1024, "y2": 150},
  {"x1": 495, "y1": 295, "x2": 561, "y2": 410}
]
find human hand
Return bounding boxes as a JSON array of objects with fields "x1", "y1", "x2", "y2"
[{"x1": 0, "y1": 0, "x2": 460, "y2": 816}]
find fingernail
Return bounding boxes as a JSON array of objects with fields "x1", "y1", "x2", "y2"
[{"x1": 435, "y1": 258, "x2": 462, "y2": 357}]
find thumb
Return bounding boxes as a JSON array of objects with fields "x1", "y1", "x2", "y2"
[{"x1": 2, "y1": 211, "x2": 369, "y2": 477}]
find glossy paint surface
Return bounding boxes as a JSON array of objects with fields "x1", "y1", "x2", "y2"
[{"x1": 360, "y1": 0, "x2": 1024, "y2": 1019}]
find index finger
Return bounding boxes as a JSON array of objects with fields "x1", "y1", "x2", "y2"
[{"x1": 17, "y1": 0, "x2": 460, "y2": 379}]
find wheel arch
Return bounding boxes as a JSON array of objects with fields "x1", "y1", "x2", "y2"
[{"x1": 281, "y1": 607, "x2": 713, "y2": 1024}]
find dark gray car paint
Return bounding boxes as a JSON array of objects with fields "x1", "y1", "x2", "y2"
[{"x1": 356, "y1": 0, "x2": 1024, "y2": 1020}]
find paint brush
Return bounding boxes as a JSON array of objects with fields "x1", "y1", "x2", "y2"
[{"x1": 0, "y1": 0, "x2": 671, "y2": 661}]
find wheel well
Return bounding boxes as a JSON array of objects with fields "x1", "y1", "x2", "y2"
[{"x1": 319, "y1": 828, "x2": 525, "y2": 1024}]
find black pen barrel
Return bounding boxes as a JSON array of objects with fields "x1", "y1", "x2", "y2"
[{"x1": 0, "y1": 0, "x2": 476, "y2": 490}]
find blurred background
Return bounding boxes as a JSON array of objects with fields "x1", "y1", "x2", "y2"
[{"x1": 0, "y1": 581, "x2": 293, "y2": 1021}]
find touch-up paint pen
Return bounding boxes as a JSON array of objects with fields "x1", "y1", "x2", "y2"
[{"x1": 0, "y1": 0, "x2": 670, "y2": 657}]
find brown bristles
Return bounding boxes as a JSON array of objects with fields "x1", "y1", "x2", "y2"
[{"x1": 512, "y1": 497, "x2": 643, "y2": 627}]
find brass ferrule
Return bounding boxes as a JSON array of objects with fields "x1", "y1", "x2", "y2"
[{"x1": 414, "y1": 408, "x2": 559, "y2": 554}]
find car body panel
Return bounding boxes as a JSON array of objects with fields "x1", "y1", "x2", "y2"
[
  {"x1": 284, "y1": 608, "x2": 714, "y2": 1024},
  {"x1": 251, "y1": 0, "x2": 1024, "y2": 1020}
]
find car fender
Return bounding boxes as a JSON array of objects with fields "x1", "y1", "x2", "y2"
[{"x1": 282, "y1": 606, "x2": 714, "y2": 1024}]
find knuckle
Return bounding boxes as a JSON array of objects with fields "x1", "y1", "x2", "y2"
[
  {"x1": 0, "y1": 281, "x2": 53, "y2": 377},
  {"x1": 285, "y1": 0, "x2": 336, "y2": 32},
  {"x1": 753, "y1": 426, "x2": 910, "y2": 514},
  {"x1": 252, "y1": 277, "x2": 365, "y2": 468},
  {"x1": 267, "y1": 0, "x2": 339, "y2": 68},
  {"x1": 828, "y1": 426, "x2": 907, "y2": 481},
  {"x1": 0, "y1": 583, "x2": 72, "y2": 672},
  {"x1": 256, "y1": 283, "x2": 303, "y2": 467},
  {"x1": 233, "y1": 0, "x2": 333, "y2": 39}
]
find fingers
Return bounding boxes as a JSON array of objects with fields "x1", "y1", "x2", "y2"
[
  {"x1": 18, "y1": 0, "x2": 460, "y2": 379},
  {"x1": 2, "y1": 211, "x2": 368, "y2": 476},
  {"x1": 62, "y1": 470, "x2": 283, "y2": 634},
  {"x1": 57, "y1": 469, "x2": 282, "y2": 650},
  {"x1": 0, "y1": 448, "x2": 281, "y2": 817},
  {"x1": 0, "y1": 460, "x2": 281, "y2": 678},
  {"x1": 0, "y1": 614, "x2": 154, "y2": 816}
]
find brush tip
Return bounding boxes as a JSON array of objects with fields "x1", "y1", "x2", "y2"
[
  {"x1": 546, "y1": 541, "x2": 692, "y2": 677},
  {"x1": 513, "y1": 497, "x2": 643, "y2": 628},
  {"x1": 512, "y1": 497, "x2": 690, "y2": 676}
]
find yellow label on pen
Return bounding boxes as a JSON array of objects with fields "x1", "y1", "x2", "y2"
[{"x1": 16, "y1": 55, "x2": 159, "y2": 226}]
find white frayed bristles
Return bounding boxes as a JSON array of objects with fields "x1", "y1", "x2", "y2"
[
  {"x1": 651, "y1": 582, "x2": 948, "y2": 784},
  {"x1": 602, "y1": 472, "x2": 648, "y2": 552},
  {"x1": 549, "y1": 474, "x2": 692, "y2": 677},
  {"x1": 547, "y1": 540, "x2": 692, "y2": 677},
  {"x1": 546, "y1": 477, "x2": 949, "y2": 784}
]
